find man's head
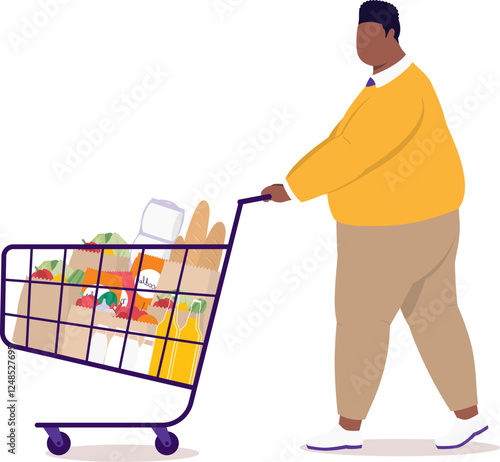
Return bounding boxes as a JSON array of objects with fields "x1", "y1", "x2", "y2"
[{"x1": 357, "y1": 1, "x2": 401, "y2": 67}]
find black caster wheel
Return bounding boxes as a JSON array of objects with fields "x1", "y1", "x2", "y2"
[
  {"x1": 47, "y1": 432, "x2": 71, "y2": 456},
  {"x1": 155, "y1": 432, "x2": 179, "y2": 456}
]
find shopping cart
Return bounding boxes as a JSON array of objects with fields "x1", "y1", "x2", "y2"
[{"x1": 0, "y1": 195, "x2": 271, "y2": 456}]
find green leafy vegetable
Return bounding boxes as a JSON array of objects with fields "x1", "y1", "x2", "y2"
[
  {"x1": 51, "y1": 260, "x2": 74, "y2": 279},
  {"x1": 190, "y1": 298, "x2": 207, "y2": 314},
  {"x1": 37, "y1": 260, "x2": 59, "y2": 272},
  {"x1": 91, "y1": 232, "x2": 130, "y2": 258},
  {"x1": 67, "y1": 269, "x2": 85, "y2": 284}
]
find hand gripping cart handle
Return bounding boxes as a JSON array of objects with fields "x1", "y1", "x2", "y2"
[{"x1": 0, "y1": 195, "x2": 271, "y2": 456}]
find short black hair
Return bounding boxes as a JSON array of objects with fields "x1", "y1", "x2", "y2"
[{"x1": 359, "y1": 1, "x2": 401, "y2": 42}]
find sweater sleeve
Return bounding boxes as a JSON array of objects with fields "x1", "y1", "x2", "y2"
[{"x1": 286, "y1": 94, "x2": 424, "y2": 202}]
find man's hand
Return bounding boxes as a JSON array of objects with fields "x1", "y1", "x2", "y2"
[{"x1": 261, "y1": 184, "x2": 291, "y2": 203}]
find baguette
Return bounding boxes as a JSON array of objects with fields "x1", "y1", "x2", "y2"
[
  {"x1": 184, "y1": 201, "x2": 210, "y2": 266},
  {"x1": 197, "y1": 222, "x2": 226, "y2": 271},
  {"x1": 170, "y1": 235, "x2": 186, "y2": 264}
]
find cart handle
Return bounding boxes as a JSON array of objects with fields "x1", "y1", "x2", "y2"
[{"x1": 237, "y1": 194, "x2": 272, "y2": 205}]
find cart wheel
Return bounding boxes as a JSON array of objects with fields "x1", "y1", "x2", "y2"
[
  {"x1": 155, "y1": 432, "x2": 179, "y2": 456},
  {"x1": 47, "y1": 432, "x2": 71, "y2": 456}
]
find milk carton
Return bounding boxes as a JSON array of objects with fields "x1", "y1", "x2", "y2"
[{"x1": 130, "y1": 199, "x2": 185, "y2": 264}]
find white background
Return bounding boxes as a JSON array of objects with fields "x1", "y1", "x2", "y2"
[{"x1": 1, "y1": 0, "x2": 499, "y2": 461}]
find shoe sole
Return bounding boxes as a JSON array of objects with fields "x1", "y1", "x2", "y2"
[
  {"x1": 436, "y1": 425, "x2": 489, "y2": 450},
  {"x1": 306, "y1": 444, "x2": 363, "y2": 451}
]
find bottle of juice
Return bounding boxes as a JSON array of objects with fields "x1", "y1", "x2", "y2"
[
  {"x1": 148, "y1": 295, "x2": 192, "y2": 378},
  {"x1": 169, "y1": 299, "x2": 207, "y2": 385}
]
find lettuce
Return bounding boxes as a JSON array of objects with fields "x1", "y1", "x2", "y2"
[
  {"x1": 37, "y1": 260, "x2": 59, "y2": 272},
  {"x1": 51, "y1": 260, "x2": 74, "y2": 278},
  {"x1": 37, "y1": 260, "x2": 73, "y2": 278},
  {"x1": 91, "y1": 232, "x2": 130, "y2": 258}
]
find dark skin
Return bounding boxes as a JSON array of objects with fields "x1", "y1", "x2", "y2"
[{"x1": 262, "y1": 22, "x2": 479, "y2": 431}]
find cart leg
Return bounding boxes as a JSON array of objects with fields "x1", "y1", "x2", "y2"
[
  {"x1": 153, "y1": 426, "x2": 179, "y2": 456},
  {"x1": 45, "y1": 427, "x2": 63, "y2": 447}
]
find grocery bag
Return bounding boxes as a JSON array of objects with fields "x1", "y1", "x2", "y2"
[
  {"x1": 155, "y1": 260, "x2": 219, "y2": 337},
  {"x1": 59, "y1": 305, "x2": 156, "y2": 361},
  {"x1": 12, "y1": 278, "x2": 81, "y2": 353},
  {"x1": 69, "y1": 249, "x2": 129, "y2": 274}
]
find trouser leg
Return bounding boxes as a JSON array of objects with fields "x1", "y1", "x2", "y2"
[
  {"x1": 334, "y1": 224, "x2": 410, "y2": 420},
  {"x1": 402, "y1": 236, "x2": 478, "y2": 412}
]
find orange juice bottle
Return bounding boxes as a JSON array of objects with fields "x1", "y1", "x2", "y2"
[
  {"x1": 169, "y1": 299, "x2": 207, "y2": 385},
  {"x1": 148, "y1": 295, "x2": 190, "y2": 378}
]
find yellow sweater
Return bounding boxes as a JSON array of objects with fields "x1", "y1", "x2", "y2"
[{"x1": 286, "y1": 64, "x2": 465, "y2": 226}]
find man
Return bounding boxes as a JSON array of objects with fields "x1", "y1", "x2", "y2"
[{"x1": 262, "y1": 0, "x2": 487, "y2": 452}]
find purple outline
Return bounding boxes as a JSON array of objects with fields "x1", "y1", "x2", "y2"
[
  {"x1": 155, "y1": 248, "x2": 189, "y2": 379},
  {"x1": 436, "y1": 425, "x2": 488, "y2": 450},
  {"x1": 84, "y1": 250, "x2": 105, "y2": 362},
  {"x1": 306, "y1": 444, "x2": 363, "y2": 451},
  {"x1": 3, "y1": 313, "x2": 204, "y2": 345},
  {"x1": 3, "y1": 278, "x2": 218, "y2": 299},
  {"x1": 118, "y1": 250, "x2": 145, "y2": 369},
  {"x1": 25, "y1": 249, "x2": 33, "y2": 347},
  {"x1": 54, "y1": 248, "x2": 67, "y2": 355}
]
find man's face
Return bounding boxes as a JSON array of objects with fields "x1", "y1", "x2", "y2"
[{"x1": 356, "y1": 22, "x2": 393, "y2": 66}]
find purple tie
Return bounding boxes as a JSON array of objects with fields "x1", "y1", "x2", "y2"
[{"x1": 366, "y1": 77, "x2": 376, "y2": 87}]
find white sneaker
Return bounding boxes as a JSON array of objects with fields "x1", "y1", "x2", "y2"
[
  {"x1": 435, "y1": 414, "x2": 489, "y2": 449},
  {"x1": 306, "y1": 425, "x2": 363, "y2": 451}
]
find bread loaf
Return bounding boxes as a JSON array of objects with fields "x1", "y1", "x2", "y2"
[
  {"x1": 170, "y1": 235, "x2": 186, "y2": 264},
  {"x1": 197, "y1": 222, "x2": 226, "y2": 271},
  {"x1": 184, "y1": 201, "x2": 210, "y2": 266}
]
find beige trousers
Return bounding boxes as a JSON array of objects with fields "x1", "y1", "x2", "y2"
[{"x1": 335, "y1": 210, "x2": 478, "y2": 420}]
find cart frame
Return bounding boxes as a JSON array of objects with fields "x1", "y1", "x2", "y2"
[{"x1": 0, "y1": 195, "x2": 270, "y2": 455}]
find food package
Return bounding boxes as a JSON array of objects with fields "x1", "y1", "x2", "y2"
[{"x1": 130, "y1": 253, "x2": 167, "y2": 311}]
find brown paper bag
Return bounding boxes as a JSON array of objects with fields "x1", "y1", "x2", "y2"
[
  {"x1": 58, "y1": 305, "x2": 93, "y2": 360},
  {"x1": 155, "y1": 261, "x2": 220, "y2": 338},
  {"x1": 12, "y1": 278, "x2": 80, "y2": 353},
  {"x1": 59, "y1": 306, "x2": 157, "y2": 361},
  {"x1": 69, "y1": 250, "x2": 129, "y2": 273}
]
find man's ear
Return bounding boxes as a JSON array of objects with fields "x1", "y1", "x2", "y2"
[{"x1": 387, "y1": 28, "x2": 396, "y2": 40}]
